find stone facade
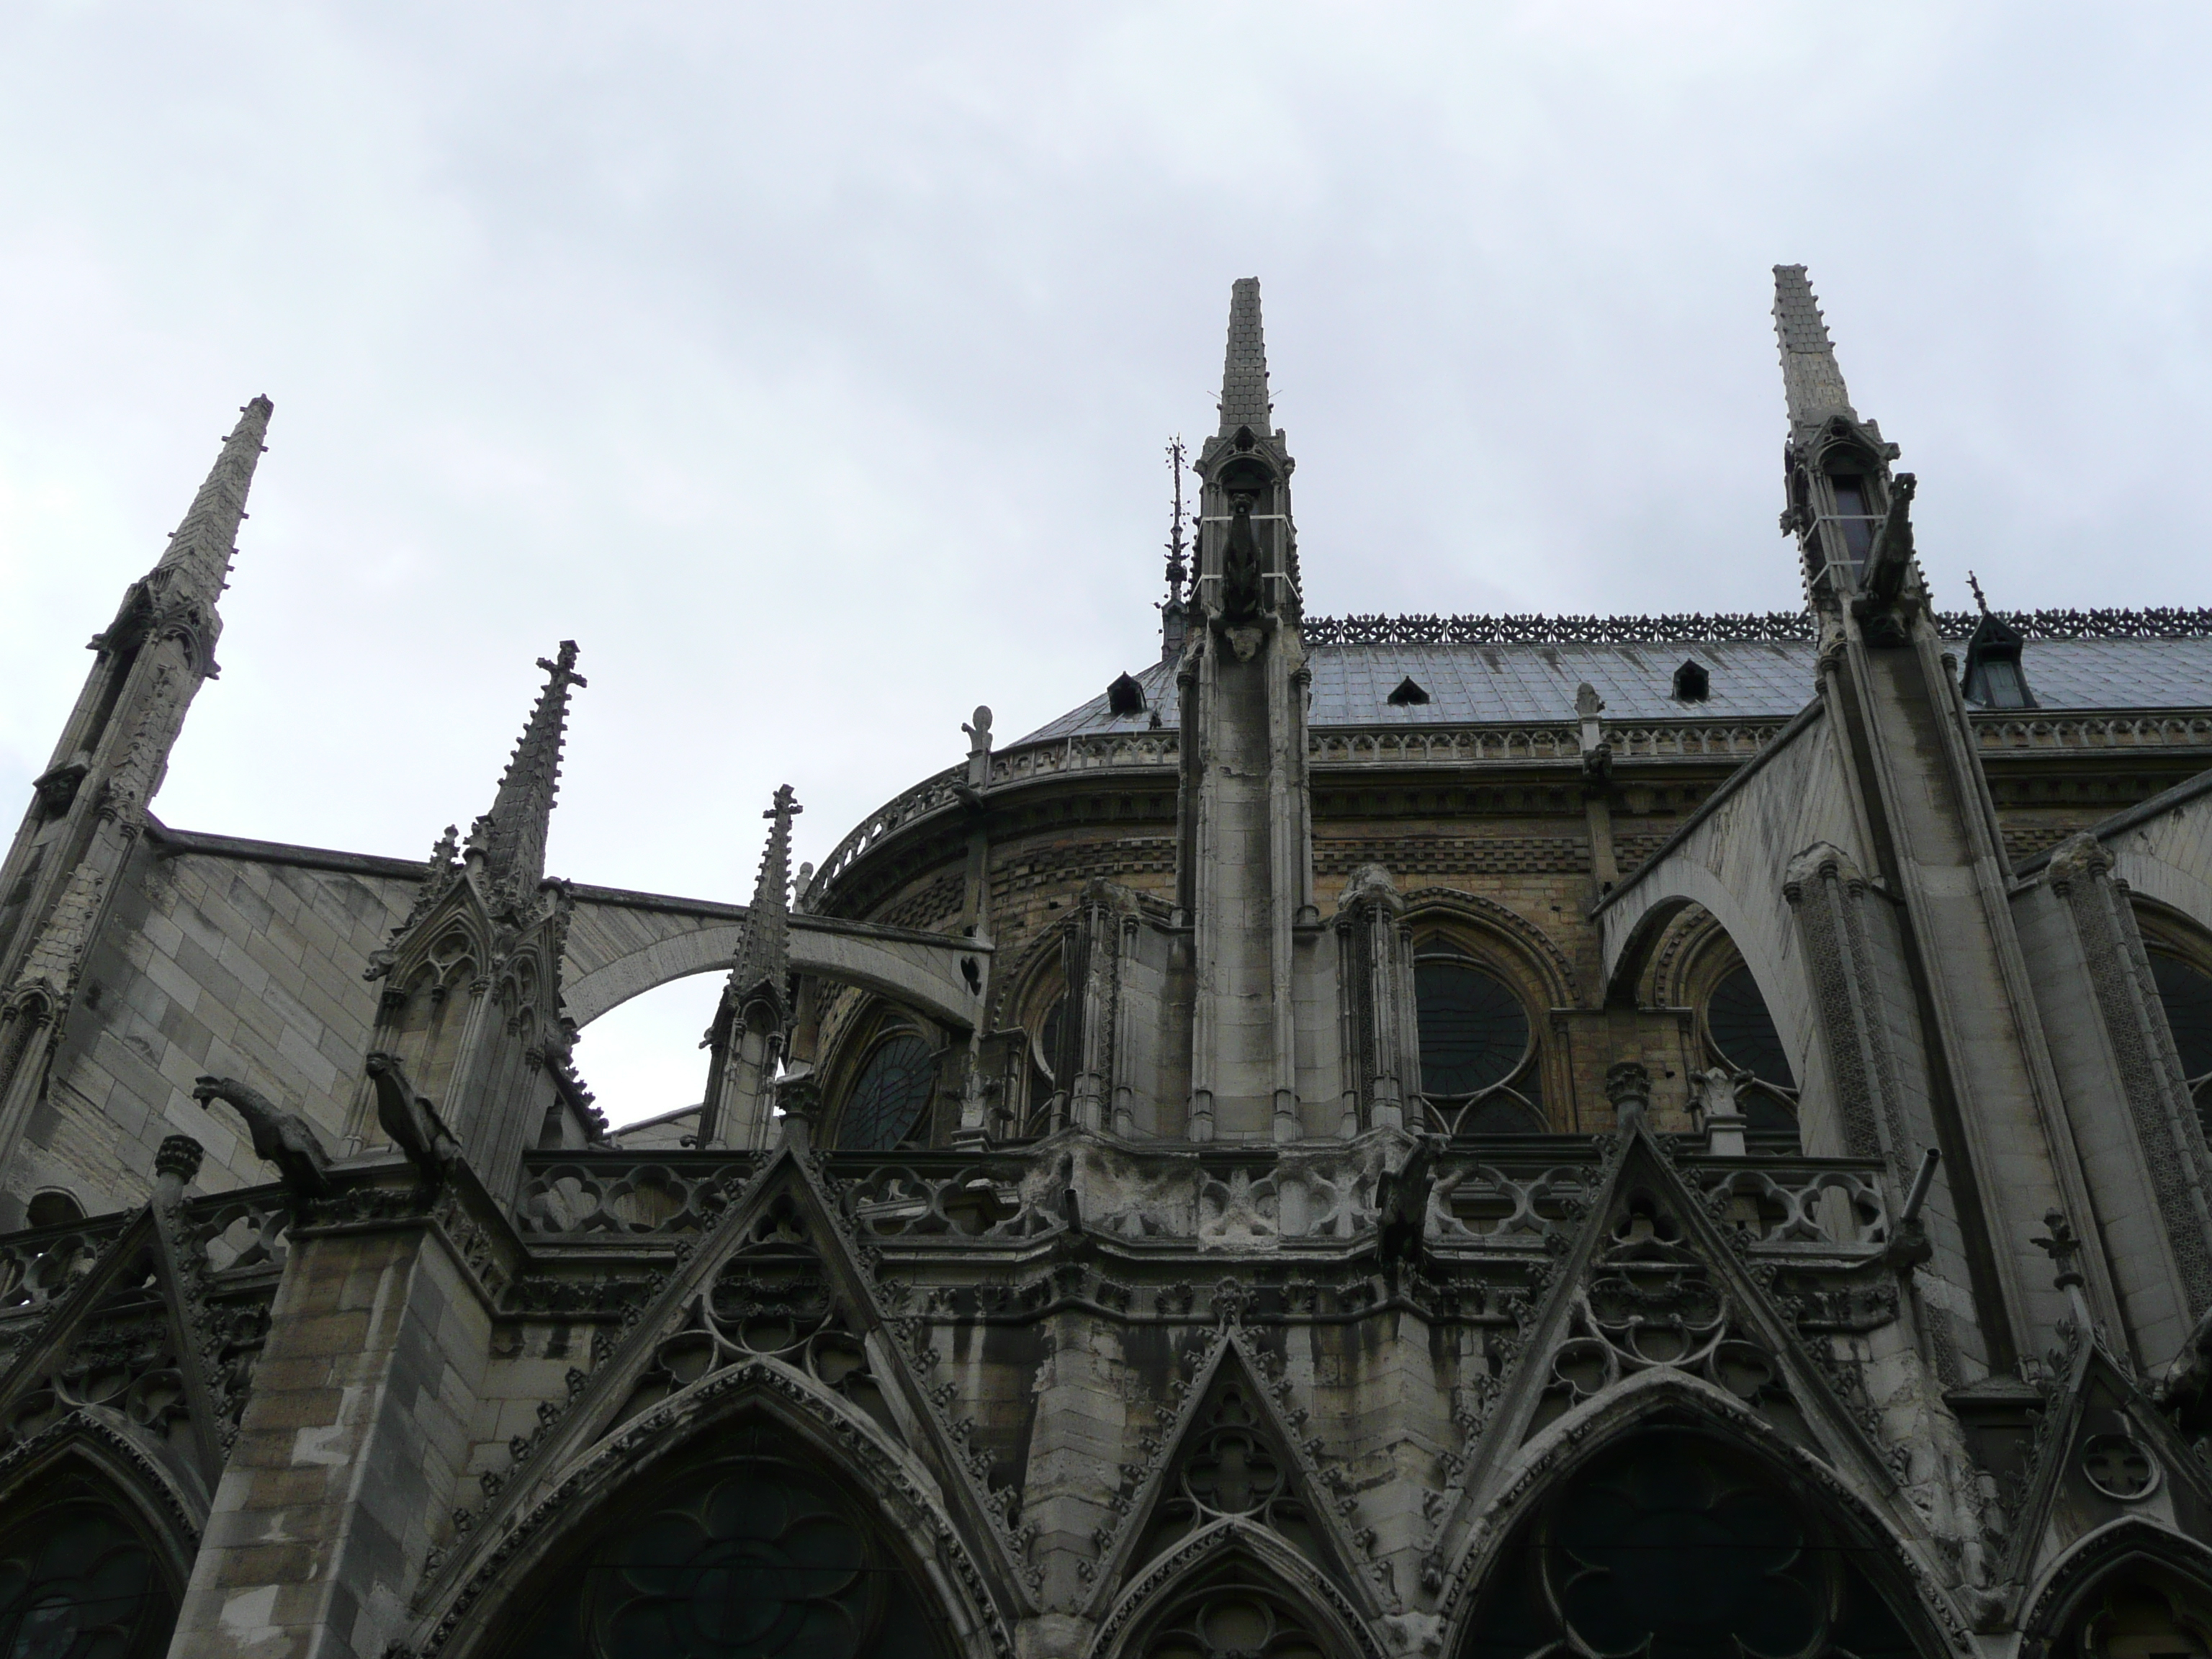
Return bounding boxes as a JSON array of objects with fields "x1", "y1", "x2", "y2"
[{"x1": 4, "y1": 274, "x2": 2212, "y2": 1658}]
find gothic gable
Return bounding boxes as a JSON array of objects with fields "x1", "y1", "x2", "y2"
[
  {"x1": 1087, "y1": 1331, "x2": 1382, "y2": 1629},
  {"x1": 410, "y1": 1145, "x2": 1032, "y2": 1655}
]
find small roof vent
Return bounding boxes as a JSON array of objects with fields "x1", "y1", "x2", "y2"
[
  {"x1": 1107, "y1": 672, "x2": 1147, "y2": 716},
  {"x1": 1388, "y1": 676, "x2": 1431, "y2": 706},
  {"x1": 1673, "y1": 660, "x2": 1710, "y2": 701}
]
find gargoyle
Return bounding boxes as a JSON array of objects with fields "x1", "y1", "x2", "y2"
[
  {"x1": 1375, "y1": 1134, "x2": 1441, "y2": 1269},
  {"x1": 192, "y1": 1075, "x2": 333, "y2": 1197},
  {"x1": 364, "y1": 1051, "x2": 463, "y2": 1184}
]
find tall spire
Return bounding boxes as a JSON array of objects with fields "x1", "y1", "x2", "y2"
[
  {"x1": 148, "y1": 396, "x2": 274, "y2": 614},
  {"x1": 468, "y1": 641, "x2": 585, "y2": 894},
  {"x1": 733, "y1": 784, "x2": 800, "y2": 1012},
  {"x1": 1161, "y1": 435, "x2": 1190, "y2": 659},
  {"x1": 1218, "y1": 276, "x2": 1272, "y2": 436},
  {"x1": 1772, "y1": 266, "x2": 1857, "y2": 438}
]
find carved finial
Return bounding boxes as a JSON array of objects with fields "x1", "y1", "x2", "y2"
[
  {"x1": 1967, "y1": 570, "x2": 1990, "y2": 615},
  {"x1": 155, "y1": 1133, "x2": 204, "y2": 1188},
  {"x1": 1604, "y1": 1061, "x2": 1652, "y2": 1136},
  {"x1": 475, "y1": 642, "x2": 586, "y2": 896},
  {"x1": 1575, "y1": 682, "x2": 1605, "y2": 721},
  {"x1": 1161, "y1": 436, "x2": 1192, "y2": 659}
]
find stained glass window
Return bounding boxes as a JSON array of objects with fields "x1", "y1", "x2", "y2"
[
  {"x1": 1415, "y1": 962, "x2": 1529, "y2": 1099},
  {"x1": 1707, "y1": 966, "x2": 1794, "y2": 1090},
  {"x1": 505, "y1": 1433, "x2": 952, "y2": 1659},
  {"x1": 2152, "y1": 954, "x2": 2212, "y2": 1137},
  {"x1": 1462, "y1": 1435, "x2": 1922, "y2": 1659},
  {"x1": 0, "y1": 1500, "x2": 175, "y2": 1659},
  {"x1": 835, "y1": 1035, "x2": 935, "y2": 1153}
]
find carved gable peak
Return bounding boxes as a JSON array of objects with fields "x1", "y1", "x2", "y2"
[{"x1": 1095, "y1": 1331, "x2": 1380, "y2": 1622}]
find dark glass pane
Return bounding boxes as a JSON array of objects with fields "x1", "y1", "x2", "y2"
[
  {"x1": 507, "y1": 1434, "x2": 952, "y2": 1659},
  {"x1": 1462, "y1": 1097, "x2": 1545, "y2": 1134},
  {"x1": 0, "y1": 1503, "x2": 173, "y2": 1659},
  {"x1": 836, "y1": 1035, "x2": 935, "y2": 1152},
  {"x1": 1709, "y1": 966, "x2": 1794, "y2": 1089},
  {"x1": 1832, "y1": 476, "x2": 1873, "y2": 569},
  {"x1": 1462, "y1": 1436, "x2": 1921, "y2": 1659},
  {"x1": 2152, "y1": 955, "x2": 2212, "y2": 1082},
  {"x1": 1416, "y1": 963, "x2": 1529, "y2": 1098}
]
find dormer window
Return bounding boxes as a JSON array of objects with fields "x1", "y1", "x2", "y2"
[
  {"x1": 1961, "y1": 611, "x2": 2035, "y2": 710},
  {"x1": 1673, "y1": 660, "x2": 1710, "y2": 701},
  {"x1": 1388, "y1": 676, "x2": 1430, "y2": 706},
  {"x1": 1107, "y1": 672, "x2": 1146, "y2": 716}
]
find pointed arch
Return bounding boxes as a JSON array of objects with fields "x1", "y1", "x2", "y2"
[
  {"x1": 1083, "y1": 1331, "x2": 1383, "y2": 1632},
  {"x1": 0, "y1": 1421, "x2": 196, "y2": 1659},
  {"x1": 416, "y1": 1151, "x2": 1030, "y2": 1655},
  {"x1": 415, "y1": 1366, "x2": 1012, "y2": 1659},
  {"x1": 1090, "y1": 1524, "x2": 1384, "y2": 1659},
  {"x1": 2020, "y1": 1516, "x2": 2212, "y2": 1655},
  {"x1": 1440, "y1": 1390, "x2": 1957, "y2": 1659}
]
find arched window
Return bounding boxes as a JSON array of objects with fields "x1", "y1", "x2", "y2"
[
  {"x1": 500, "y1": 1426, "x2": 954, "y2": 1659},
  {"x1": 1461, "y1": 1433, "x2": 1924, "y2": 1659},
  {"x1": 1704, "y1": 964, "x2": 1801, "y2": 1146},
  {"x1": 0, "y1": 1483, "x2": 179, "y2": 1659},
  {"x1": 2057, "y1": 1566, "x2": 2212, "y2": 1658},
  {"x1": 835, "y1": 1034, "x2": 937, "y2": 1153},
  {"x1": 24, "y1": 1191, "x2": 86, "y2": 1229},
  {"x1": 1130, "y1": 1560, "x2": 1339, "y2": 1659},
  {"x1": 1414, "y1": 956, "x2": 1542, "y2": 1136},
  {"x1": 2150, "y1": 953, "x2": 2212, "y2": 1138}
]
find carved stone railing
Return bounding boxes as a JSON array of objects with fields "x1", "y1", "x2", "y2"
[
  {"x1": 1686, "y1": 1159, "x2": 1888, "y2": 1250},
  {"x1": 1972, "y1": 714, "x2": 2212, "y2": 752},
  {"x1": 801, "y1": 763, "x2": 964, "y2": 909},
  {"x1": 518, "y1": 1156, "x2": 758, "y2": 1236},
  {"x1": 184, "y1": 1192, "x2": 294, "y2": 1278},
  {"x1": 0, "y1": 1215, "x2": 132, "y2": 1311},
  {"x1": 0, "y1": 1188, "x2": 295, "y2": 1316},
  {"x1": 986, "y1": 732, "x2": 1179, "y2": 786},
  {"x1": 1306, "y1": 608, "x2": 2212, "y2": 646}
]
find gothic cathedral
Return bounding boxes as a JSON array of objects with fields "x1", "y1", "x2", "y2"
[{"x1": 4, "y1": 271, "x2": 2212, "y2": 1659}]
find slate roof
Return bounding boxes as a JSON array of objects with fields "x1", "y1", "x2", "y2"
[{"x1": 1013, "y1": 637, "x2": 2212, "y2": 746}]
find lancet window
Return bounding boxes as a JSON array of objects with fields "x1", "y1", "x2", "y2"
[
  {"x1": 2150, "y1": 953, "x2": 2212, "y2": 1138},
  {"x1": 498, "y1": 1425, "x2": 953, "y2": 1659}
]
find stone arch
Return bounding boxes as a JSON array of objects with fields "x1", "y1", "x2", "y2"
[
  {"x1": 1398, "y1": 888, "x2": 1577, "y2": 1009},
  {"x1": 2020, "y1": 1516, "x2": 2212, "y2": 1655},
  {"x1": 1438, "y1": 1377, "x2": 1956, "y2": 1659},
  {"x1": 1601, "y1": 858, "x2": 1820, "y2": 1137},
  {"x1": 1090, "y1": 1521, "x2": 1383, "y2": 1659},
  {"x1": 417, "y1": 1367, "x2": 1012, "y2": 1659},
  {"x1": 562, "y1": 915, "x2": 989, "y2": 1035},
  {"x1": 0, "y1": 1422, "x2": 199, "y2": 1659}
]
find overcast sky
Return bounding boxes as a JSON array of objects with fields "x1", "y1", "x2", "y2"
[{"x1": 4, "y1": 3, "x2": 2209, "y2": 1124}]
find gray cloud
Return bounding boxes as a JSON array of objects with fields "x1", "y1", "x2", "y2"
[{"x1": 4, "y1": 1, "x2": 2208, "y2": 1118}]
